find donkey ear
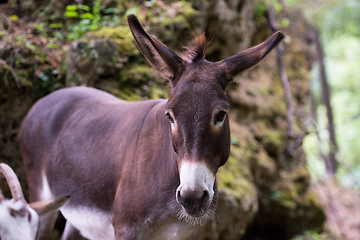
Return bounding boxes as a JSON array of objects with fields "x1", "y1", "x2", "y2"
[
  {"x1": 218, "y1": 31, "x2": 285, "y2": 83},
  {"x1": 127, "y1": 14, "x2": 185, "y2": 81}
]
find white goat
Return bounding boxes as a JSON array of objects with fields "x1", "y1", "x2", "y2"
[{"x1": 0, "y1": 163, "x2": 69, "y2": 240}]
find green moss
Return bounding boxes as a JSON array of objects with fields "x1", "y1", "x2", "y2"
[
  {"x1": 256, "y1": 150, "x2": 276, "y2": 174},
  {"x1": 257, "y1": 121, "x2": 285, "y2": 153},
  {"x1": 171, "y1": 1, "x2": 198, "y2": 28},
  {"x1": 117, "y1": 88, "x2": 143, "y2": 102},
  {"x1": 291, "y1": 166, "x2": 311, "y2": 194},
  {"x1": 302, "y1": 191, "x2": 324, "y2": 213},
  {"x1": 148, "y1": 84, "x2": 169, "y2": 99},
  {"x1": 86, "y1": 25, "x2": 138, "y2": 55},
  {"x1": 119, "y1": 64, "x2": 155, "y2": 85},
  {"x1": 271, "y1": 96, "x2": 287, "y2": 116},
  {"x1": 273, "y1": 189, "x2": 297, "y2": 209},
  {"x1": 264, "y1": 180, "x2": 298, "y2": 210},
  {"x1": 262, "y1": 129, "x2": 284, "y2": 149},
  {"x1": 217, "y1": 145, "x2": 256, "y2": 201}
]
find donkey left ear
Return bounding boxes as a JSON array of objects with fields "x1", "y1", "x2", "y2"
[
  {"x1": 127, "y1": 14, "x2": 185, "y2": 81},
  {"x1": 217, "y1": 31, "x2": 285, "y2": 84}
]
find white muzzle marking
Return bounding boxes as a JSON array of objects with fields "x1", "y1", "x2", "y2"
[{"x1": 177, "y1": 161, "x2": 215, "y2": 203}]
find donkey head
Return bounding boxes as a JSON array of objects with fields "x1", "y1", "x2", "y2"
[{"x1": 127, "y1": 15, "x2": 284, "y2": 225}]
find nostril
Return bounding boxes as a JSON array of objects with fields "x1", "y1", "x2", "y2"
[
  {"x1": 177, "y1": 189, "x2": 192, "y2": 210},
  {"x1": 201, "y1": 190, "x2": 210, "y2": 204},
  {"x1": 176, "y1": 188, "x2": 211, "y2": 212}
]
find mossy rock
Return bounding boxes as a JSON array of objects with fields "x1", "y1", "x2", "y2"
[
  {"x1": 86, "y1": 25, "x2": 138, "y2": 55},
  {"x1": 66, "y1": 38, "x2": 117, "y2": 86},
  {"x1": 217, "y1": 146, "x2": 257, "y2": 202},
  {"x1": 119, "y1": 64, "x2": 157, "y2": 86}
]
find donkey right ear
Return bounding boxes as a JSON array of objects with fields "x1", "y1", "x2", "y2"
[
  {"x1": 217, "y1": 31, "x2": 284, "y2": 88},
  {"x1": 127, "y1": 14, "x2": 185, "y2": 81}
]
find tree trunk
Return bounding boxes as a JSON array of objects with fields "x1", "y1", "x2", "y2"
[{"x1": 312, "y1": 27, "x2": 338, "y2": 175}]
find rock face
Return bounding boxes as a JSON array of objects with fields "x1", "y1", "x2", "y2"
[
  {"x1": 192, "y1": 1, "x2": 325, "y2": 239},
  {"x1": 0, "y1": 0, "x2": 325, "y2": 239}
]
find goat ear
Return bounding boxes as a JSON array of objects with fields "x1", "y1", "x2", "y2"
[
  {"x1": 217, "y1": 31, "x2": 284, "y2": 86},
  {"x1": 127, "y1": 14, "x2": 185, "y2": 81},
  {"x1": 29, "y1": 195, "x2": 69, "y2": 216}
]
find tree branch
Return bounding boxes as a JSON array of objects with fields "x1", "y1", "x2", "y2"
[{"x1": 266, "y1": 7, "x2": 295, "y2": 156}]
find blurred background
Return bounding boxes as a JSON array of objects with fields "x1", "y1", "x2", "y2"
[{"x1": 0, "y1": 0, "x2": 359, "y2": 239}]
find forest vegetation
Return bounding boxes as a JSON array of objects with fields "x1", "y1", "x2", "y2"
[{"x1": 0, "y1": 0, "x2": 359, "y2": 239}]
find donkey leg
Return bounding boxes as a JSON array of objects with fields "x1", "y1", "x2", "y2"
[
  {"x1": 60, "y1": 221, "x2": 88, "y2": 240},
  {"x1": 35, "y1": 211, "x2": 59, "y2": 240},
  {"x1": 26, "y1": 172, "x2": 58, "y2": 240}
]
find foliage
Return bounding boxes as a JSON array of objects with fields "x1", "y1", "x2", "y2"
[
  {"x1": 0, "y1": 23, "x2": 66, "y2": 98},
  {"x1": 286, "y1": 0, "x2": 360, "y2": 189},
  {"x1": 293, "y1": 230, "x2": 325, "y2": 240},
  {"x1": 254, "y1": 0, "x2": 290, "y2": 28},
  {"x1": 85, "y1": 25, "x2": 138, "y2": 54},
  {"x1": 64, "y1": 0, "x2": 101, "y2": 40},
  {"x1": 285, "y1": 0, "x2": 360, "y2": 38}
]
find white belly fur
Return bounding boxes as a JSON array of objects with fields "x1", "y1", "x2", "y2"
[
  {"x1": 40, "y1": 173, "x2": 114, "y2": 239},
  {"x1": 40, "y1": 174, "x2": 195, "y2": 239},
  {"x1": 60, "y1": 206, "x2": 115, "y2": 240}
]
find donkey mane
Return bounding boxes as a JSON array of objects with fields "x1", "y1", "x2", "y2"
[{"x1": 182, "y1": 33, "x2": 208, "y2": 63}]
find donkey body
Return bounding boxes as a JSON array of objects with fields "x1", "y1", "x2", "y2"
[{"x1": 20, "y1": 15, "x2": 283, "y2": 240}]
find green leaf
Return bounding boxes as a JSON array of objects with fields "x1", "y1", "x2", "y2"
[
  {"x1": 38, "y1": 72, "x2": 49, "y2": 81},
  {"x1": 89, "y1": 25, "x2": 98, "y2": 31},
  {"x1": 231, "y1": 137, "x2": 240, "y2": 146},
  {"x1": 10, "y1": 15, "x2": 19, "y2": 21},
  {"x1": 65, "y1": 11, "x2": 79, "y2": 18},
  {"x1": 254, "y1": 3, "x2": 267, "y2": 18},
  {"x1": 104, "y1": 7, "x2": 121, "y2": 14},
  {"x1": 35, "y1": 23, "x2": 44, "y2": 31},
  {"x1": 67, "y1": 32, "x2": 78, "y2": 41},
  {"x1": 49, "y1": 23, "x2": 63, "y2": 29},
  {"x1": 80, "y1": 19, "x2": 92, "y2": 25},
  {"x1": 77, "y1": 42, "x2": 87, "y2": 49},
  {"x1": 66, "y1": 5, "x2": 78, "y2": 11},
  {"x1": 81, "y1": 12, "x2": 94, "y2": 19},
  {"x1": 77, "y1": 4, "x2": 90, "y2": 11},
  {"x1": 92, "y1": 49, "x2": 99, "y2": 59},
  {"x1": 280, "y1": 18, "x2": 290, "y2": 28},
  {"x1": 274, "y1": 2, "x2": 283, "y2": 12},
  {"x1": 125, "y1": 8, "x2": 140, "y2": 16},
  {"x1": 47, "y1": 43, "x2": 59, "y2": 49}
]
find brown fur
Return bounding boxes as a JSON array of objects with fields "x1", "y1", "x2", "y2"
[
  {"x1": 182, "y1": 33, "x2": 208, "y2": 62},
  {"x1": 20, "y1": 15, "x2": 284, "y2": 240}
]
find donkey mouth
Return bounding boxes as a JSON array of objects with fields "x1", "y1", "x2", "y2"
[
  {"x1": 177, "y1": 199, "x2": 216, "y2": 226},
  {"x1": 182, "y1": 203, "x2": 209, "y2": 217}
]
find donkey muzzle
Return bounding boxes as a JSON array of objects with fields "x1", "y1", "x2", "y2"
[{"x1": 176, "y1": 161, "x2": 215, "y2": 216}]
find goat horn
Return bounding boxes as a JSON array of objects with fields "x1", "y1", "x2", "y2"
[{"x1": 0, "y1": 163, "x2": 25, "y2": 201}]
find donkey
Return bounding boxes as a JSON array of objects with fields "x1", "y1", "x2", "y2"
[{"x1": 19, "y1": 14, "x2": 284, "y2": 240}]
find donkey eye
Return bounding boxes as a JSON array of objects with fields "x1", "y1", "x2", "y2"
[
  {"x1": 166, "y1": 112, "x2": 174, "y2": 124},
  {"x1": 214, "y1": 111, "x2": 227, "y2": 125}
]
